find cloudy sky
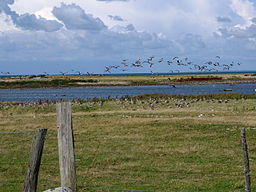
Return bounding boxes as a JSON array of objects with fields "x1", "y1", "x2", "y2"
[{"x1": 0, "y1": 0, "x2": 256, "y2": 74}]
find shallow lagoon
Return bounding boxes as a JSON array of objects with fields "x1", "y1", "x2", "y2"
[{"x1": 0, "y1": 84, "x2": 255, "y2": 102}]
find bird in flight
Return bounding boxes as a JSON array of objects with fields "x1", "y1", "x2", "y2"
[
  {"x1": 0, "y1": 72, "x2": 11, "y2": 75},
  {"x1": 158, "y1": 58, "x2": 164, "y2": 63},
  {"x1": 132, "y1": 59, "x2": 142, "y2": 67},
  {"x1": 205, "y1": 61, "x2": 213, "y2": 65},
  {"x1": 167, "y1": 60, "x2": 173, "y2": 65},
  {"x1": 121, "y1": 59, "x2": 129, "y2": 67},
  {"x1": 75, "y1": 71, "x2": 82, "y2": 75},
  {"x1": 60, "y1": 71, "x2": 68, "y2": 75},
  {"x1": 104, "y1": 66, "x2": 111, "y2": 73},
  {"x1": 148, "y1": 56, "x2": 154, "y2": 61}
]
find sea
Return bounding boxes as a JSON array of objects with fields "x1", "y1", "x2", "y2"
[{"x1": 1, "y1": 70, "x2": 256, "y2": 78}]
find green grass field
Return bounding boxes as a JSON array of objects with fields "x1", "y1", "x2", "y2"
[{"x1": 1, "y1": 95, "x2": 256, "y2": 191}]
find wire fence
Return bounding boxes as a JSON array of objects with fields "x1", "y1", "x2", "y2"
[{"x1": 1, "y1": 126, "x2": 255, "y2": 192}]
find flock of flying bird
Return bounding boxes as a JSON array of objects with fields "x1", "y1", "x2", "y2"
[
  {"x1": 0, "y1": 56, "x2": 241, "y2": 76},
  {"x1": 105, "y1": 56, "x2": 241, "y2": 73},
  {"x1": 0, "y1": 72, "x2": 11, "y2": 75}
]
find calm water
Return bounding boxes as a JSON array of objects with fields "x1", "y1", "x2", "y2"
[{"x1": 0, "y1": 84, "x2": 255, "y2": 102}]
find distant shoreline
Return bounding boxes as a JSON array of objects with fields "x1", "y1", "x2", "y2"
[
  {"x1": 0, "y1": 73, "x2": 256, "y2": 89},
  {"x1": 1, "y1": 70, "x2": 256, "y2": 78}
]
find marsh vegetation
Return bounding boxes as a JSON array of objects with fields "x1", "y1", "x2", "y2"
[{"x1": 1, "y1": 73, "x2": 256, "y2": 88}]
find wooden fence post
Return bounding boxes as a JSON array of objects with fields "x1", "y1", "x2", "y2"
[
  {"x1": 241, "y1": 128, "x2": 251, "y2": 192},
  {"x1": 56, "y1": 102, "x2": 76, "y2": 191},
  {"x1": 24, "y1": 128, "x2": 48, "y2": 192}
]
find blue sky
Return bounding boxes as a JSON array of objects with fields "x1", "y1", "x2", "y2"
[{"x1": 0, "y1": 0, "x2": 256, "y2": 74}]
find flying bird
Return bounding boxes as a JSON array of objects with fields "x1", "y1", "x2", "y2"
[
  {"x1": 167, "y1": 60, "x2": 173, "y2": 65},
  {"x1": 104, "y1": 66, "x2": 111, "y2": 73},
  {"x1": 148, "y1": 62, "x2": 154, "y2": 68},
  {"x1": 60, "y1": 71, "x2": 68, "y2": 75},
  {"x1": 158, "y1": 58, "x2": 164, "y2": 63},
  {"x1": 148, "y1": 56, "x2": 154, "y2": 61},
  {"x1": 205, "y1": 61, "x2": 213, "y2": 65},
  {"x1": 75, "y1": 71, "x2": 82, "y2": 75},
  {"x1": 132, "y1": 59, "x2": 142, "y2": 67},
  {"x1": 0, "y1": 72, "x2": 11, "y2": 75}
]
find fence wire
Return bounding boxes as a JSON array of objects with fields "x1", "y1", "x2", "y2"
[{"x1": 0, "y1": 129, "x2": 253, "y2": 191}]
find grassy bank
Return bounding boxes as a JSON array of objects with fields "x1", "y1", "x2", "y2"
[
  {"x1": 1, "y1": 95, "x2": 256, "y2": 191},
  {"x1": 1, "y1": 73, "x2": 256, "y2": 88},
  {"x1": 0, "y1": 78, "x2": 98, "y2": 89}
]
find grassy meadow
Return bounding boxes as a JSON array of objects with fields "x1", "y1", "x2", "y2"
[{"x1": 1, "y1": 94, "x2": 256, "y2": 191}]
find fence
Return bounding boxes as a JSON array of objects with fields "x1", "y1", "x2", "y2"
[{"x1": 0, "y1": 102, "x2": 255, "y2": 191}]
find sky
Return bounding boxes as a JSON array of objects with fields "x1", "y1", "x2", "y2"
[{"x1": 0, "y1": 0, "x2": 256, "y2": 74}]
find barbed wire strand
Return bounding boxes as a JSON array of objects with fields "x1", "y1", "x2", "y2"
[{"x1": 79, "y1": 186, "x2": 176, "y2": 192}]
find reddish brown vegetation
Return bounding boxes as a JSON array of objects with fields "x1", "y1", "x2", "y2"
[{"x1": 175, "y1": 76, "x2": 222, "y2": 82}]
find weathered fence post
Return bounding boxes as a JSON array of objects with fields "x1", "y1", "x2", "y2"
[
  {"x1": 241, "y1": 128, "x2": 251, "y2": 192},
  {"x1": 56, "y1": 102, "x2": 76, "y2": 191},
  {"x1": 24, "y1": 128, "x2": 48, "y2": 192}
]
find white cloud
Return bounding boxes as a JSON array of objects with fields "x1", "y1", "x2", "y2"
[
  {"x1": 110, "y1": 24, "x2": 135, "y2": 33},
  {"x1": 1, "y1": 0, "x2": 256, "y2": 73},
  {"x1": 0, "y1": 0, "x2": 63, "y2": 31},
  {"x1": 97, "y1": 0, "x2": 129, "y2": 1},
  {"x1": 0, "y1": 21, "x2": 175, "y2": 63},
  {"x1": 35, "y1": 7, "x2": 59, "y2": 21},
  {"x1": 0, "y1": 13, "x2": 18, "y2": 31},
  {"x1": 231, "y1": 0, "x2": 256, "y2": 28},
  {"x1": 15, "y1": 13, "x2": 63, "y2": 32},
  {"x1": 52, "y1": 3, "x2": 106, "y2": 31},
  {"x1": 219, "y1": 24, "x2": 256, "y2": 38},
  {"x1": 217, "y1": 1, "x2": 256, "y2": 41}
]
